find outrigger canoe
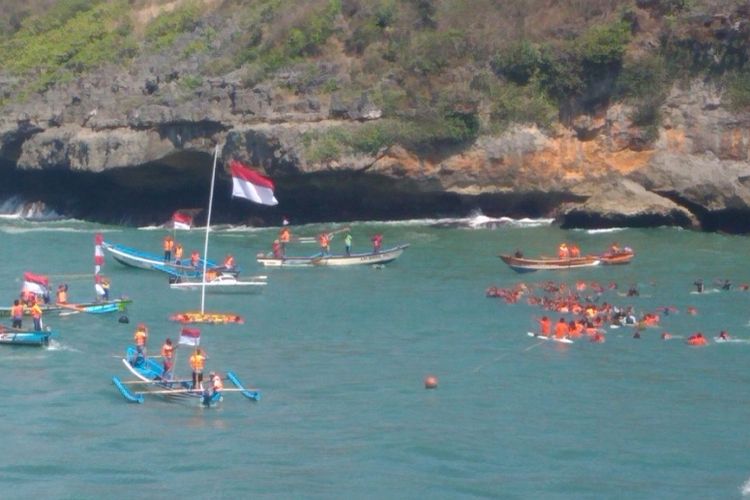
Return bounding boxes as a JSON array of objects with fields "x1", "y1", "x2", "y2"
[
  {"x1": 102, "y1": 241, "x2": 221, "y2": 278},
  {"x1": 112, "y1": 346, "x2": 260, "y2": 406},
  {"x1": 256, "y1": 244, "x2": 410, "y2": 268},
  {"x1": 499, "y1": 254, "x2": 601, "y2": 273},
  {"x1": 0, "y1": 298, "x2": 131, "y2": 317}
]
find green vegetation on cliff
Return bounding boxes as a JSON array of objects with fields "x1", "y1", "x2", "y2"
[{"x1": 1, "y1": 0, "x2": 750, "y2": 156}]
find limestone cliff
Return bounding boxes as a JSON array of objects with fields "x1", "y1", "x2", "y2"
[{"x1": 1, "y1": 0, "x2": 749, "y2": 231}]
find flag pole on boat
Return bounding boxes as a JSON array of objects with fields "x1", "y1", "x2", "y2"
[{"x1": 200, "y1": 145, "x2": 219, "y2": 315}]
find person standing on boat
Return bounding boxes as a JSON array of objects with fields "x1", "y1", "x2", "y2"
[
  {"x1": 279, "y1": 226, "x2": 291, "y2": 257},
  {"x1": 693, "y1": 279, "x2": 704, "y2": 293},
  {"x1": 134, "y1": 323, "x2": 148, "y2": 360},
  {"x1": 569, "y1": 244, "x2": 581, "y2": 258},
  {"x1": 558, "y1": 243, "x2": 569, "y2": 259},
  {"x1": 163, "y1": 235, "x2": 174, "y2": 262},
  {"x1": 174, "y1": 244, "x2": 184, "y2": 265},
  {"x1": 30, "y1": 299, "x2": 43, "y2": 331},
  {"x1": 537, "y1": 316, "x2": 551, "y2": 337},
  {"x1": 11, "y1": 300, "x2": 23, "y2": 329},
  {"x1": 344, "y1": 232, "x2": 352, "y2": 256},
  {"x1": 371, "y1": 233, "x2": 382, "y2": 254},
  {"x1": 161, "y1": 338, "x2": 176, "y2": 379},
  {"x1": 190, "y1": 348, "x2": 206, "y2": 390},
  {"x1": 272, "y1": 239, "x2": 283, "y2": 259},
  {"x1": 318, "y1": 233, "x2": 330, "y2": 256}
]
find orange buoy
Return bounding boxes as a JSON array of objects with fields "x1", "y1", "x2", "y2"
[{"x1": 424, "y1": 375, "x2": 438, "y2": 389}]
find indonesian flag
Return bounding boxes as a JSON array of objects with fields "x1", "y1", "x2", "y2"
[
  {"x1": 171, "y1": 211, "x2": 193, "y2": 230},
  {"x1": 179, "y1": 327, "x2": 201, "y2": 346},
  {"x1": 230, "y1": 160, "x2": 278, "y2": 206},
  {"x1": 23, "y1": 272, "x2": 49, "y2": 296},
  {"x1": 94, "y1": 233, "x2": 104, "y2": 275}
]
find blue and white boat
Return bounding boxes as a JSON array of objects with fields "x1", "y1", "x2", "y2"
[
  {"x1": 112, "y1": 346, "x2": 260, "y2": 406},
  {"x1": 0, "y1": 328, "x2": 54, "y2": 346},
  {"x1": 102, "y1": 241, "x2": 221, "y2": 278}
]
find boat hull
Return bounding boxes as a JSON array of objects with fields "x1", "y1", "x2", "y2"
[
  {"x1": 0, "y1": 299, "x2": 131, "y2": 317},
  {"x1": 103, "y1": 241, "x2": 216, "y2": 277},
  {"x1": 0, "y1": 329, "x2": 53, "y2": 346},
  {"x1": 600, "y1": 251, "x2": 635, "y2": 265},
  {"x1": 257, "y1": 244, "x2": 409, "y2": 268},
  {"x1": 499, "y1": 254, "x2": 601, "y2": 273}
]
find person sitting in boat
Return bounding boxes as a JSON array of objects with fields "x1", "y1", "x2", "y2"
[
  {"x1": 163, "y1": 235, "x2": 174, "y2": 262},
  {"x1": 554, "y1": 317, "x2": 568, "y2": 339},
  {"x1": 344, "y1": 232, "x2": 352, "y2": 256},
  {"x1": 272, "y1": 239, "x2": 283, "y2": 259},
  {"x1": 371, "y1": 233, "x2": 383, "y2": 254},
  {"x1": 318, "y1": 233, "x2": 331, "y2": 256},
  {"x1": 557, "y1": 243, "x2": 569, "y2": 259},
  {"x1": 719, "y1": 330, "x2": 730, "y2": 341},
  {"x1": 569, "y1": 244, "x2": 581, "y2": 258},
  {"x1": 161, "y1": 338, "x2": 176, "y2": 379},
  {"x1": 174, "y1": 244, "x2": 184, "y2": 265},
  {"x1": 190, "y1": 250, "x2": 200, "y2": 269},
  {"x1": 190, "y1": 348, "x2": 206, "y2": 390},
  {"x1": 223, "y1": 254, "x2": 236, "y2": 271},
  {"x1": 134, "y1": 323, "x2": 148, "y2": 361},
  {"x1": 205, "y1": 268, "x2": 219, "y2": 282},
  {"x1": 11, "y1": 299, "x2": 23, "y2": 329},
  {"x1": 30, "y1": 299, "x2": 43, "y2": 332},
  {"x1": 720, "y1": 279, "x2": 732, "y2": 291},
  {"x1": 513, "y1": 249, "x2": 523, "y2": 258},
  {"x1": 609, "y1": 242, "x2": 620, "y2": 254},
  {"x1": 687, "y1": 332, "x2": 708, "y2": 346},
  {"x1": 209, "y1": 371, "x2": 223, "y2": 397},
  {"x1": 693, "y1": 278, "x2": 704, "y2": 293},
  {"x1": 56, "y1": 284, "x2": 68, "y2": 304}
]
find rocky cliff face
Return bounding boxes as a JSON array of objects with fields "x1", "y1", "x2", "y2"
[{"x1": 2, "y1": 6, "x2": 750, "y2": 231}]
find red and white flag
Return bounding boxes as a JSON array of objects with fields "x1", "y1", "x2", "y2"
[
  {"x1": 230, "y1": 160, "x2": 278, "y2": 206},
  {"x1": 171, "y1": 211, "x2": 193, "y2": 230},
  {"x1": 22, "y1": 272, "x2": 49, "y2": 296},
  {"x1": 94, "y1": 233, "x2": 104, "y2": 275},
  {"x1": 179, "y1": 327, "x2": 201, "y2": 346}
]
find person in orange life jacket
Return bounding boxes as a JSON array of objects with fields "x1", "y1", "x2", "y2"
[
  {"x1": 56, "y1": 284, "x2": 68, "y2": 304},
  {"x1": 272, "y1": 239, "x2": 283, "y2": 259},
  {"x1": 190, "y1": 250, "x2": 200, "y2": 269},
  {"x1": 554, "y1": 318, "x2": 568, "y2": 339},
  {"x1": 569, "y1": 244, "x2": 581, "y2": 258},
  {"x1": 558, "y1": 242, "x2": 569, "y2": 259},
  {"x1": 279, "y1": 227, "x2": 291, "y2": 257},
  {"x1": 161, "y1": 338, "x2": 176, "y2": 379},
  {"x1": 318, "y1": 233, "x2": 330, "y2": 256},
  {"x1": 134, "y1": 323, "x2": 148, "y2": 359},
  {"x1": 538, "y1": 316, "x2": 551, "y2": 336},
  {"x1": 11, "y1": 299, "x2": 23, "y2": 329},
  {"x1": 189, "y1": 348, "x2": 206, "y2": 390},
  {"x1": 30, "y1": 299, "x2": 43, "y2": 331},
  {"x1": 371, "y1": 233, "x2": 383, "y2": 253},
  {"x1": 163, "y1": 235, "x2": 174, "y2": 262},
  {"x1": 174, "y1": 244, "x2": 184, "y2": 265}
]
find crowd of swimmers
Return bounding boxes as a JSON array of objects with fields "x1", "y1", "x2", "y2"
[{"x1": 487, "y1": 278, "x2": 744, "y2": 346}]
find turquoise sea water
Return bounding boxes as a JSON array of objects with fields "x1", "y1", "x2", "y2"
[{"x1": 1, "y1": 217, "x2": 750, "y2": 499}]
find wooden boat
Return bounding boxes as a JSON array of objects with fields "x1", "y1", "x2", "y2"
[
  {"x1": 600, "y1": 249, "x2": 635, "y2": 265},
  {"x1": 0, "y1": 327, "x2": 53, "y2": 346},
  {"x1": 102, "y1": 241, "x2": 219, "y2": 277},
  {"x1": 256, "y1": 244, "x2": 410, "y2": 268},
  {"x1": 112, "y1": 346, "x2": 260, "y2": 405},
  {"x1": 499, "y1": 254, "x2": 601, "y2": 273},
  {"x1": 0, "y1": 298, "x2": 131, "y2": 317},
  {"x1": 169, "y1": 273, "x2": 267, "y2": 294}
]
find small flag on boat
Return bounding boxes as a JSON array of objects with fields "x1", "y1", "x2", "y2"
[
  {"x1": 179, "y1": 327, "x2": 201, "y2": 346},
  {"x1": 22, "y1": 272, "x2": 49, "y2": 296},
  {"x1": 94, "y1": 233, "x2": 104, "y2": 275},
  {"x1": 229, "y1": 160, "x2": 278, "y2": 206},
  {"x1": 171, "y1": 211, "x2": 193, "y2": 230}
]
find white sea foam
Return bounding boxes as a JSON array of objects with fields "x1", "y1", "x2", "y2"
[
  {"x1": 584, "y1": 227, "x2": 626, "y2": 234},
  {"x1": 741, "y1": 476, "x2": 750, "y2": 496}
]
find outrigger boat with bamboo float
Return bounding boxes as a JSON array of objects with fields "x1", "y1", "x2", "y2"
[
  {"x1": 0, "y1": 298, "x2": 131, "y2": 317},
  {"x1": 0, "y1": 326, "x2": 54, "y2": 346},
  {"x1": 112, "y1": 346, "x2": 260, "y2": 406}
]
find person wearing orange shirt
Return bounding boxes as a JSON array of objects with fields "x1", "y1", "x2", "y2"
[
  {"x1": 189, "y1": 348, "x2": 206, "y2": 390},
  {"x1": 11, "y1": 299, "x2": 24, "y2": 329},
  {"x1": 134, "y1": 323, "x2": 148, "y2": 360},
  {"x1": 538, "y1": 316, "x2": 551, "y2": 337},
  {"x1": 318, "y1": 233, "x2": 330, "y2": 256},
  {"x1": 554, "y1": 318, "x2": 568, "y2": 339},
  {"x1": 161, "y1": 338, "x2": 176, "y2": 379},
  {"x1": 558, "y1": 243, "x2": 569, "y2": 259},
  {"x1": 163, "y1": 235, "x2": 174, "y2": 262}
]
